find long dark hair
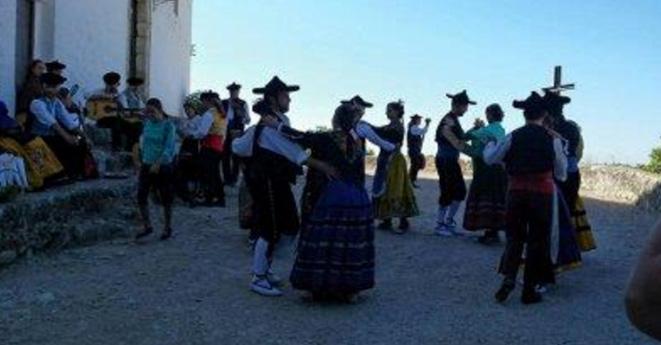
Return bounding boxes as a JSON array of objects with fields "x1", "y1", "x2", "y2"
[
  {"x1": 27, "y1": 59, "x2": 43, "y2": 79},
  {"x1": 146, "y1": 98, "x2": 170, "y2": 118},
  {"x1": 486, "y1": 103, "x2": 504, "y2": 122}
]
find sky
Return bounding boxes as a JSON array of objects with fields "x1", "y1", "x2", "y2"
[{"x1": 190, "y1": 0, "x2": 661, "y2": 164}]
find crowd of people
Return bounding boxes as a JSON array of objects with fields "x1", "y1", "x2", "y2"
[{"x1": 0, "y1": 62, "x2": 599, "y2": 306}]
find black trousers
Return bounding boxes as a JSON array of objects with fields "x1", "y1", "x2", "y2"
[
  {"x1": 222, "y1": 133, "x2": 241, "y2": 185},
  {"x1": 175, "y1": 138, "x2": 201, "y2": 200},
  {"x1": 42, "y1": 135, "x2": 86, "y2": 179},
  {"x1": 200, "y1": 147, "x2": 224, "y2": 201},
  {"x1": 435, "y1": 156, "x2": 467, "y2": 206},
  {"x1": 97, "y1": 118, "x2": 142, "y2": 151},
  {"x1": 409, "y1": 153, "x2": 425, "y2": 183},
  {"x1": 248, "y1": 176, "x2": 299, "y2": 243},
  {"x1": 138, "y1": 163, "x2": 174, "y2": 207},
  {"x1": 499, "y1": 190, "x2": 555, "y2": 288}
]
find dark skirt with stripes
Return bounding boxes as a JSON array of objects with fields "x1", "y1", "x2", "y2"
[
  {"x1": 463, "y1": 159, "x2": 507, "y2": 231},
  {"x1": 290, "y1": 180, "x2": 375, "y2": 294}
]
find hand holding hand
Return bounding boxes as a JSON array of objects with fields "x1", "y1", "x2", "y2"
[{"x1": 261, "y1": 115, "x2": 280, "y2": 129}]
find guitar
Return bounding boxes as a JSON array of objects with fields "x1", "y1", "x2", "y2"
[{"x1": 86, "y1": 98, "x2": 143, "y2": 122}]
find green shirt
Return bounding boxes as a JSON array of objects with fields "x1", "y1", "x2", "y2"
[
  {"x1": 465, "y1": 122, "x2": 506, "y2": 159},
  {"x1": 140, "y1": 119, "x2": 176, "y2": 165}
]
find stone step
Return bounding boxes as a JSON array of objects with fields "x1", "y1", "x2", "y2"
[{"x1": 0, "y1": 178, "x2": 136, "y2": 268}]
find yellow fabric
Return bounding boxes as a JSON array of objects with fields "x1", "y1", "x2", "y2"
[
  {"x1": 208, "y1": 108, "x2": 227, "y2": 137},
  {"x1": 0, "y1": 137, "x2": 64, "y2": 189},
  {"x1": 374, "y1": 152, "x2": 419, "y2": 219},
  {"x1": 572, "y1": 196, "x2": 597, "y2": 252}
]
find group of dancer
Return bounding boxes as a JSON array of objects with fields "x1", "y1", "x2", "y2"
[{"x1": 230, "y1": 76, "x2": 597, "y2": 305}]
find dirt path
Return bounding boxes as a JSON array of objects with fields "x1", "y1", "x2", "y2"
[{"x1": 0, "y1": 176, "x2": 658, "y2": 345}]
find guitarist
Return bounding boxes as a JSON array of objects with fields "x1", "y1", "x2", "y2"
[
  {"x1": 87, "y1": 72, "x2": 123, "y2": 151},
  {"x1": 117, "y1": 77, "x2": 146, "y2": 151}
]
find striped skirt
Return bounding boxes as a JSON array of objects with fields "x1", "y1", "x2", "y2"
[{"x1": 290, "y1": 180, "x2": 375, "y2": 294}]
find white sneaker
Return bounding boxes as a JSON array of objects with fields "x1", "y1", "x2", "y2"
[
  {"x1": 434, "y1": 223, "x2": 454, "y2": 237},
  {"x1": 250, "y1": 276, "x2": 283, "y2": 297}
]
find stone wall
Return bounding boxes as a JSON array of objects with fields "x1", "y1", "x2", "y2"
[{"x1": 0, "y1": 179, "x2": 136, "y2": 267}]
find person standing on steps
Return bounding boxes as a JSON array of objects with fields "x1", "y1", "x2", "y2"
[
  {"x1": 434, "y1": 90, "x2": 475, "y2": 237},
  {"x1": 407, "y1": 114, "x2": 431, "y2": 188}
]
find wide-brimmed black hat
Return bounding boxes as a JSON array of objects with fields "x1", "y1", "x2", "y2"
[
  {"x1": 253, "y1": 76, "x2": 300, "y2": 95},
  {"x1": 40, "y1": 73, "x2": 67, "y2": 87},
  {"x1": 410, "y1": 114, "x2": 423, "y2": 120},
  {"x1": 127, "y1": 77, "x2": 144, "y2": 86},
  {"x1": 103, "y1": 72, "x2": 121, "y2": 85},
  {"x1": 341, "y1": 95, "x2": 373, "y2": 108},
  {"x1": 446, "y1": 90, "x2": 477, "y2": 105},
  {"x1": 46, "y1": 60, "x2": 66, "y2": 72},
  {"x1": 542, "y1": 90, "x2": 571, "y2": 109},
  {"x1": 227, "y1": 82, "x2": 242, "y2": 91},
  {"x1": 513, "y1": 92, "x2": 547, "y2": 112}
]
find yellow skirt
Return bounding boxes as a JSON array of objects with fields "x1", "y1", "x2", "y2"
[
  {"x1": 374, "y1": 152, "x2": 419, "y2": 219},
  {"x1": 572, "y1": 196, "x2": 597, "y2": 252},
  {"x1": 0, "y1": 137, "x2": 64, "y2": 189}
]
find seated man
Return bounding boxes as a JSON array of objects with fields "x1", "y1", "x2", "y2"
[
  {"x1": 87, "y1": 72, "x2": 135, "y2": 151},
  {"x1": 58, "y1": 88, "x2": 98, "y2": 179},
  {"x1": 30, "y1": 73, "x2": 87, "y2": 181},
  {"x1": 0, "y1": 99, "x2": 63, "y2": 189}
]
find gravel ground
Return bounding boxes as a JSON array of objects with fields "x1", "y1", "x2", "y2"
[{"x1": 0, "y1": 176, "x2": 658, "y2": 345}]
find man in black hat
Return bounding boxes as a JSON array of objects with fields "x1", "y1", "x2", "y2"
[
  {"x1": 434, "y1": 90, "x2": 475, "y2": 236},
  {"x1": 484, "y1": 91, "x2": 568, "y2": 305},
  {"x1": 29, "y1": 73, "x2": 87, "y2": 180},
  {"x1": 407, "y1": 114, "x2": 431, "y2": 187},
  {"x1": 236, "y1": 76, "x2": 307, "y2": 296},
  {"x1": 45, "y1": 60, "x2": 67, "y2": 75},
  {"x1": 88, "y1": 72, "x2": 136, "y2": 151},
  {"x1": 543, "y1": 91, "x2": 593, "y2": 249},
  {"x1": 221, "y1": 82, "x2": 251, "y2": 186}
]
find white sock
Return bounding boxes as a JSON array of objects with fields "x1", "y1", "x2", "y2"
[
  {"x1": 446, "y1": 201, "x2": 461, "y2": 224},
  {"x1": 252, "y1": 238, "x2": 270, "y2": 277}
]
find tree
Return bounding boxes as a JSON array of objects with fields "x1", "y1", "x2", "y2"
[{"x1": 645, "y1": 138, "x2": 661, "y2": 174}]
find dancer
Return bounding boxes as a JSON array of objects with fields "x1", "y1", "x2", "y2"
[
  {"x1": 407, "y1": 114, "x2": 431, "y2": 188},
  {"x1": 373, "y1": 101, "x2": 419, "y2": 233},
  {"x1": 434, "y1": 90, "x2": 475, "y2": 236},
  {"x1": 484, "y1": 91, "x2": 567, "y2": 305},
  {"x1": 462, "y1": 104, "x2": 507, "y2": 244},
  {"x1": 277, "y1": 104, "x2": 376, "y2": 302},
  {"x1": 544, "y1": 91, "x2": 596, "y2": 252},
  {"x1": 232, "y1": 76, "x2": 335, "y2": 297}
]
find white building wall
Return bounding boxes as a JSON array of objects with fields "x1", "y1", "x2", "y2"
[
  {"x1": 0, "y1": 0, "x2": 17, "y2": 115},
  {"x1": 52, "y1": 0, "x2": 132, "y2": 97},
  {"x1": 149, "y1": 0, "x2": 193, "y2": 115}
]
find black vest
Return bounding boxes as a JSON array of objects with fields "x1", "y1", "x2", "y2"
[
  {"x1": 407, "y1": 124, "x2": 423, "y2": 155},
  {"x1": 222, "y1": 99, "x2": 248, "y2": 130},
  {"x1": 504, "y1": 125, "x2": 555, "y2": 176},
  {"x1": 250, "y1": 125, "x2": 302, "y2": 185}
]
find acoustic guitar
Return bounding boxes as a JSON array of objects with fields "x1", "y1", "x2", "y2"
[{"x1": 86, "y1": 99, "x2": 143, "y2": 123}]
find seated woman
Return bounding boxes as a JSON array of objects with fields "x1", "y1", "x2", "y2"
[
  {"x1": 17, "y1": 60, "x2": 47, "y2": 118},
  {"x1": 30, "y1": 73, "x2": 87, "y2": 181},
  {"x1": 0, "y1": 99, "x2": 63, "y2": 189}
]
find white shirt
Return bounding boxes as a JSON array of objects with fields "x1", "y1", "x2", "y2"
[
  {"x1": 232, "y1": 126, "x2": 310, "y2": 166},
  {"x1": 117, "y1": 89, "x2": 145, "y2": 109},
  {"x1": 354, "y1": 120, "x2": 396, "y2": 151},
  {"x1": 409, "y1": 123, "x2": 429, "y2": 137},
  {"x1": 182, "y1": 109, "x2": 214, "y2": 140},
  {"x1": 483, "y1": 134, "x2": 568, "y2": 182},
  {"x1": 30, "y1": 97, "x2": 80, "y2": 131},
  {"x1": 225, "y1": 99, "x2": 251, "y2": 125}
]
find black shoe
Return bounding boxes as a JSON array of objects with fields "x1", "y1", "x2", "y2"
[
  {"x1": 495, "y1": 280, "x2": 515, "y2": 303},
  {"x1": 521, "y1": 289, "x2": 543, "y2": 305},
  {"x1": 136, "y1": 226, "x2": 153, "y2": 240},
  {"x1": 160, "y1": 228, "x2": 173, "y2": 241},
  {"x1": 477, "y1": 234, "x2": 500, "y2": 245}
]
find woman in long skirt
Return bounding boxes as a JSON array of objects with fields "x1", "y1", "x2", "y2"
[
  {"x1": 372, "y1": 101, "x2": 419, "y2": 234},
  {"x1": 286, "y1": 104, "x2": 378, "y2": 301},
  {"x1": 463, "y1": 104, "x2": 507, "y2": 244}
]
